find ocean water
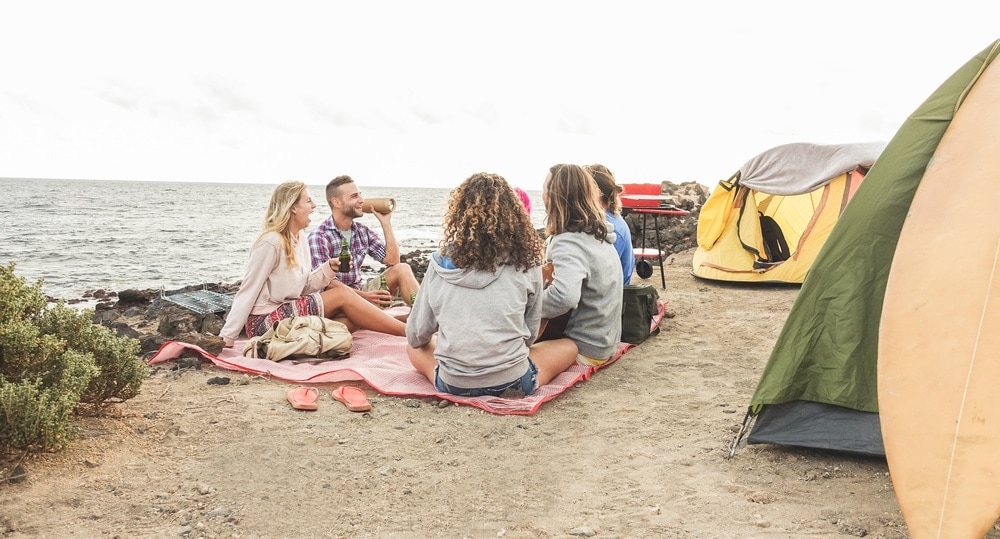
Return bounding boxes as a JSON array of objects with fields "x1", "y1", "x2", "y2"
[{"x1": 0, "y1": 178, "x2": 546, "y2": 300}]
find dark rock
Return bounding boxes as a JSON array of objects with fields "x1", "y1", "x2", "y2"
[
  {"x1": 117, "y1": 288, "x2": 156, "y2": 305},
  {"x1": 92, "y1": 309, "x2": 120, "y2": 326},
  {"x1": 157, "y1": 306, "x2": 201, "y2": 338},
  {"x1": 87, "y1": 289, "x2": 113, "y2": 300},
  {"x1": 173, "y1": 357, "x2": 202, "y2": 370},
  {"x1": 401, "y1": 249, "x2": 432, "y2": 282},
  {"x1": 172, "y1": 331, "x2": 224, "y2": 356},
  {"x1": 207, "y1": 377, "x2": 231, "y2": 385},
  {"x1": 111, "y1": 322, "x2": 142, "y2": 340},
  {"x1": 123, "y1": 306, "x2": 145, "y2": 318},
  {"x1": 144, "y1": 298, "x2": 172, "y2": 320},
  {"x1": 8, "y1": 464, "x2": 26, "y2": 484},
  {"x1": 139, "y1": 334, "x2": 167, "y2": 354},
  {"x1": 200, "y1": 313, "x2": 224, "y2": 335}
]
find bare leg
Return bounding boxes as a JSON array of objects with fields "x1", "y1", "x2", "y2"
[
  {"x1": 406, "y1": 335, "x2": 438, "y2": 384},
  {"x1": 385, "y1": 263, "x2": 420, "y2": 306},
  {"x1": 528, "y1": 338, "x2": 578, "y2": 387},
  {"x1": 320, "y1": 285, "x2": 406, "y2": 336},
  {"x1": 329, "y1": 315, "x2": 358, "y2": 333}
]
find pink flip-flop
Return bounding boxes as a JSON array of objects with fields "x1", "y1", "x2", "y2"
[
  {"x1": 286, "y1": 386, "x2": 319, "y2": 411},
  {"x1": 332, "y1": 386, "x2": 371, "y2": 412}
]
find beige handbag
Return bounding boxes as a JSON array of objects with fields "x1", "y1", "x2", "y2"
[{"x1": 243, "y1": 316, "x2": 352, "y2": 361}]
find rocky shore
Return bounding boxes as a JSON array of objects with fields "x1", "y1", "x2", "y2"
[{"x1": 79, "y1": 180, "x2": 708, "y2": 361}]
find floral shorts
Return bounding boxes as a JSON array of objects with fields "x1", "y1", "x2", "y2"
[{"x1": 245, "y1": 294, "x2": 321, "y2": 338}]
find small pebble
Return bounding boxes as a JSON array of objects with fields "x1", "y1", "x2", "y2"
[
  {"x1": 8, "y1": 464, "x2": 26, "y2": 484},
  {"x1": 207, "y1": 507, "x2": 231, "y2": 518}
]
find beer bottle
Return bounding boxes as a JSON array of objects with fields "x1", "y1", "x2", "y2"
[
  {"x1": 378, "y1": 273, "x2": 390, "y2": 309},
  {"x1": 338, "y1": 238, "x2": 351, "y2": 274}
]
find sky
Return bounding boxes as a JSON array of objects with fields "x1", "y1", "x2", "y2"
[{"x1": 1, "y1": 2, "x2": 998, "y2": 190}]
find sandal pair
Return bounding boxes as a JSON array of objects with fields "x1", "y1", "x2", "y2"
[{"x1": 286, "y1": 386, "x2": 371, "y2": 412}]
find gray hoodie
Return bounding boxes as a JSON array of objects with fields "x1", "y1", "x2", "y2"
[
  {"x1": 406, "y1": 252, "x2": 542, "y2": 389},
  {"x1": 541, "y1": 229, "x2": 624, "y2": 359}
]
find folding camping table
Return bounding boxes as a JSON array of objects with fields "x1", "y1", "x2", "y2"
[{"x1": 620, "y1": 192, "x2": 689, "y2": 289}]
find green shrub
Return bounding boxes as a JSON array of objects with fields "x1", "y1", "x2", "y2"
[
  {"x1": 36, "y1": 303, "x2": 146, "y2": 404},
  {"x1": 0, "y1": 262, "x2": 148, "y2": 454},
  {"x1": 0, "y1": 350, "x2": 97, "y2": 451}
]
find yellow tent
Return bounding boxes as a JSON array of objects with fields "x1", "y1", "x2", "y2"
[{"x1": 692, "y1": 142, "x2": 883, "y2": 284}]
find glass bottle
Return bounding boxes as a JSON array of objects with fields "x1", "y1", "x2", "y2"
[
  {"x1": 378, "y1": 273, "x2": 390, "y2": 309},
  {"x1": 338, "y1": 238, "x2": 351, "y2": 274}
]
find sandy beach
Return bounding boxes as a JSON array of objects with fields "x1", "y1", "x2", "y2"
[{"x1": 2, "y1": 248, "x2": 995, "y2": 538}]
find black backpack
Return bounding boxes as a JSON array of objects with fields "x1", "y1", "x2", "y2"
[{"x1": 759, "y1": 214, "x2": 790, "y2": 263}]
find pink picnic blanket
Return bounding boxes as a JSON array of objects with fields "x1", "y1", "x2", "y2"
[{"x1": 149, "y1": 301, "x2": 667, "y2": 415}]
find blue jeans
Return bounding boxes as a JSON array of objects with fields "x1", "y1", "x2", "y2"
[{"x1": 434, "y1": 360, "x2": 539, "y2": 397}]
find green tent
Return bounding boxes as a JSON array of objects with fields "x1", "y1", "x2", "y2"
[{"x1": 733, "y1": 39, "x2": 1000, "y2": 457}]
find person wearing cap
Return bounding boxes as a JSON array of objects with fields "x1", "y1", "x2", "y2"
[
  {"x1": 308, "y1": 175, "x2": 420, "y2": 308},
  {"x1": 585, "y1": 164, "x2": 635, "y2": 285}
]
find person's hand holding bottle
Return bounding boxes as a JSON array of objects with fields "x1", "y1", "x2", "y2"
[
  {"x1": 363, "y1": 274, "x2": 392, "y2": 308},
  {"x1": 542, "y1": 260, "x2": 554, "y2": 287}
]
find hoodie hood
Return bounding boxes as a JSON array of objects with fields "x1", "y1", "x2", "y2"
[
  {"x1": 430, "y1": 251, "x2": 502, "y2": 290},
  {"x1": 604, "y1": 224, "x2": 618, "y2": 245}
]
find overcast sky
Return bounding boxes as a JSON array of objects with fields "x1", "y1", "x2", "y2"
[{"x1": 1, "y1": 2, "x2": 997, "y2": 190}]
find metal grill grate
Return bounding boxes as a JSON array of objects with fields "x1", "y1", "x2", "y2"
[{"x1": 161, "y1": 289, "x2": 235, "y2": 315}]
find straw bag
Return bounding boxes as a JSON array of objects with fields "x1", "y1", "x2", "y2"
[{"x1": 243, "y1": 315, "x2": 352, "y2": 361}]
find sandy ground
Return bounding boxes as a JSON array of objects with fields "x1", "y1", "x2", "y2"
[{"x1": 2, "y1": 249, "x2": 998, "y2": 538}]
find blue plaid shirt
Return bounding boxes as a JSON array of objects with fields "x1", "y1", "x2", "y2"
[{"x1": 307, "y1": 217, "x2": 387, "y2": 289}]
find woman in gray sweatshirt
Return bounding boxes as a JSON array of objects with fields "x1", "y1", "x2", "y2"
[
  {"x1": 405, "y1": 173, "x2": 578, "y2": 396},
  {"x1": 539, "y1": 164, "x2": 625, "y2": 365}
]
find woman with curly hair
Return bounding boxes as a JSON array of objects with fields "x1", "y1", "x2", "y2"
[
  {"x1": 220, "y1": 180, "x2": 406, "y2": 348},
  {"x1": 540, "y1": 164, "x2": 624, "y2": 365},
  {"x1": 406, "y1": 173, "x2": 578, "y2": 396}
]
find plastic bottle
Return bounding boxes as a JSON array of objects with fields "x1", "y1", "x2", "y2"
[{"x1": 338, "y1": 238, "x2": 351, "y2": 274}]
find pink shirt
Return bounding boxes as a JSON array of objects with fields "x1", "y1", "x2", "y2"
[{"x1": 220, "y1": 231, "x2": 335, "y2": 345}]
